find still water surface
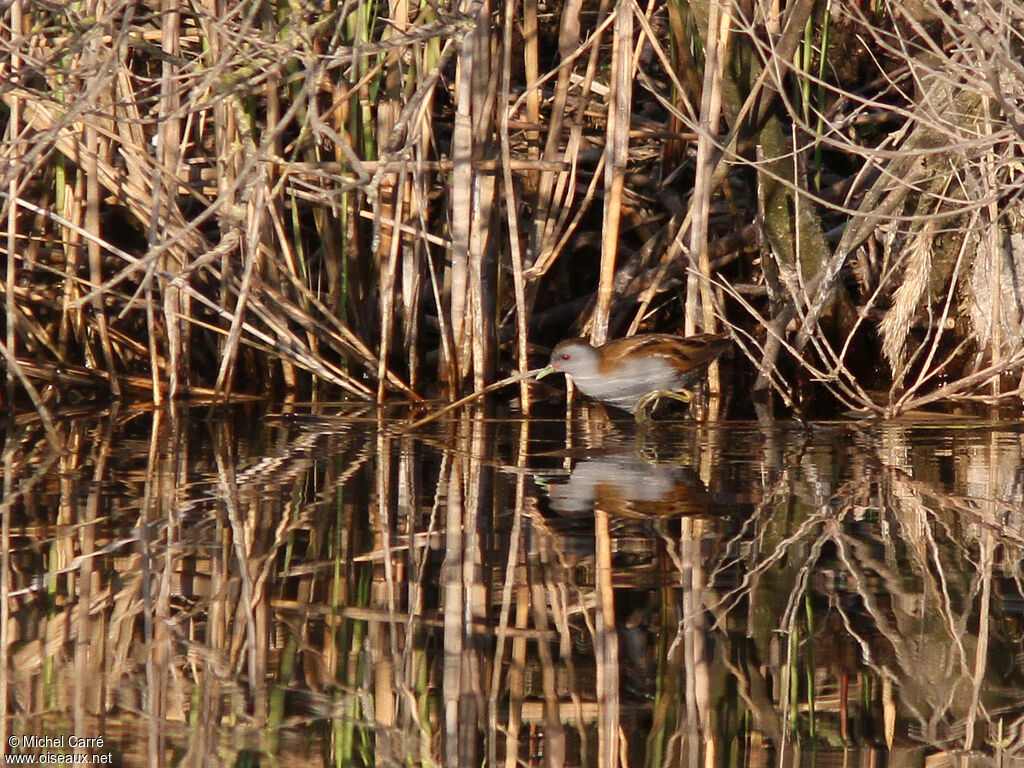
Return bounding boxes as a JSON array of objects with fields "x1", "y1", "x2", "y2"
[{"x1": 2, "y1": 403, "x2": 1024, "y2": 767}]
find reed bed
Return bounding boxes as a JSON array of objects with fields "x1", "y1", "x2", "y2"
[{"x1": 2, "y1": 0, "x2": 1023, "y2": 420}]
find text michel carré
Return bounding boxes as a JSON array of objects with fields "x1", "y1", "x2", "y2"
[{"x1": 18, "y1": 736, "x2": 105, "y2": 749}]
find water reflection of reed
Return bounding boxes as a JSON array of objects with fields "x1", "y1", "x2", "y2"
[{"x1": 2, "y1": 410, "x2": 1024, "y2": 767}]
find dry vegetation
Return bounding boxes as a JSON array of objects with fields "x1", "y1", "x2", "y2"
[{"x1": 1, "y1": 0, "x2": 1023, "y2": 420}]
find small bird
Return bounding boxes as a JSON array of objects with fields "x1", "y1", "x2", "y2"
[{"x1": 536, "y1": 332, "x2": 731, "y2": 419}]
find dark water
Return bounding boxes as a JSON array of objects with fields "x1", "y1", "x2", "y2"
[{"x1": 2, "y1": 402, "x2": 1024, "y2": 767}]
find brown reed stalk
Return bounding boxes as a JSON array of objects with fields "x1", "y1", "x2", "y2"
[
  {"x1": 685, "y1": 0, "x2": 729, "y2": 403},
  {"x1": 591, "y1": 0, "x2": 634, "y2": 347}
]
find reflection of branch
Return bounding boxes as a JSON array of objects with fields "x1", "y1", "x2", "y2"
[
  {"x1": 883, "y1": 462, "x2": 1024, "y2": 548},
  {"x1": 831, "y1": 505, "x2": 981, "y2": 744},
  {"x1": 965, "y1": 531, "x2": 995, "y2": 750},
  {"x1": 714, "y1": 636, "x2": 784, "y2": 745},
  {"x1": 708, "y1": 509, "x2": 829, "y2": 620}
]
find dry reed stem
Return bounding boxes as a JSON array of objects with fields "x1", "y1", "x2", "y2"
[
  {"x1": 525, "y1": 0, "x2": 615, "y2": 283},
  {"x1": 591, "y1": 0, "x2": 634, "y2": 347},
  {"x1": 685, "y1": 0, "x2": 730, "y2": 405},
  {"x1": 449, "y1": 27, "x2": 475, "y2": 389},
  {"x1": 487, "y1": 417, "x2": 529, "y2": 766},
  {"x1": 498, "y1": 0, "x2": 532, "y2": 408},
  {"x1": 403, "y1": 368, "x2": 542, "y2": 431},
  {"x1": 593, "y1": 507, "x2": 619, "y2": 768}
]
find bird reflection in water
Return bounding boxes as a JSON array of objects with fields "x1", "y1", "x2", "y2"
[{"x1": 543, "y1": 452, "x2": 715, "y2": 518}]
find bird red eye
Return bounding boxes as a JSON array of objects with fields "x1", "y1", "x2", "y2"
[{"x1": 561, "y1": 353, "x2": 570, "y2": 361}]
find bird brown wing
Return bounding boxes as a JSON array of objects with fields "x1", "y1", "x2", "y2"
[
  {"x1": 664, "y1": 333, "x2": 732, "y2": 368},
  {"x1": 602, "y1": 333, "x2": 730, "y2": 370}
]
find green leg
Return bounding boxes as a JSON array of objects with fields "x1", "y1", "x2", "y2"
[{"x1": 631, "y1": 388, "x2": 693, "y2": 421}]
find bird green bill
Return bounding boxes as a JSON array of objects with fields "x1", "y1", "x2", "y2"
[{"x1": 535, "y1": 365, "x2": 556, "y2": 380}]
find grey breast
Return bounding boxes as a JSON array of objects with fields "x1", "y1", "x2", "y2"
[{"x1": 572, "y1": 356, "x2": 682, "y2": 409}]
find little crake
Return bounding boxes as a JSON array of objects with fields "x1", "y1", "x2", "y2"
[{"x1": 537, "y1": 333, "x2": 731, "y2": 419}]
